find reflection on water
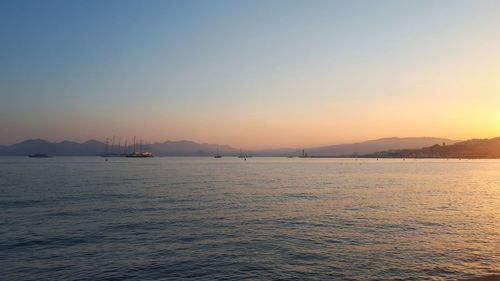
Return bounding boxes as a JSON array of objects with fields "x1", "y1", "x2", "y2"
[{"x1": 0, "y1": 157, "x2": 499, "y2": 280}]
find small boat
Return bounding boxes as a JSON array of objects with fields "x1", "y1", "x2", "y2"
[
  {"x1": 124, "y1": 137, "x2": 154, "y2": 158},
  {"x1": 237, "y1": 149, "x2": 246, "y2": 158},
  {"x1": 100, "y1": 136, "x2": 126, "y2": 157},
  {"x1": 100, "y1": 153, "x2": 126, "y2": 157},
  {"x1": 28, "y1": 154, "x2": 51, "y2": 158},
  {"x1": 126, "y1": 151, "x2": 154, "y2": 158},
  {"x1": 214, "y1": 147, "x2": 222, "y2": 158}
]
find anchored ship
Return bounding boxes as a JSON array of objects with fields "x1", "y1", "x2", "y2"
[
  {"x1": 214, "y1": 146, "x2": 222, "y2": 158},
  {"x1": 100, "y1": 136, "x2": 126, "y2": 157},
  {"x1": 126, "y1": 137, "x2": 154, "y2": 158},
  {"x1": 28, "y1": 154, "x2": 51, "y2": 158}
]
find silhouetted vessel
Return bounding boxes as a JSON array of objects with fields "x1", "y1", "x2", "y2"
[
  {"x1": 126, "y1": 137, "x2": 153, "y2": 158},
  {"x1": 126, "y1": 151, "x2": 154, "y2": 158},
  {"x1": 237, "y1": 149, "x2": 246, "y2": 158},
  {"x1": 298, "y1": 149, "x2": 309, "y2": 158},
  {"x1": 100, "y1": 136, "x2": 126, "y2": 157},
  {"x1": 100, "y1": 153, "x2": 126, "y2": 157},
  {"x1": 237, "y1": 149, "x2": 251, "y2": 160},
  {"x1": 214, "y1": 147, "x2": 222, "y2": 158},
  {"x1": 28, "y1": 154, "x2": 51, "y2": 158}
]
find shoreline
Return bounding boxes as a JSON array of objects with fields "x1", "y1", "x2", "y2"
[{"x1": 461, "y1": 275, "x2": 500, "y2": 281}]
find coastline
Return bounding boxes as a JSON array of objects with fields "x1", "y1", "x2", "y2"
[{"x1": 462, "y1": 275, "x2": 500, "y2": 281}]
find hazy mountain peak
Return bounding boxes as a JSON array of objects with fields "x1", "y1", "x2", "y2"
[
  {"x1": 18, "y1": 138, "x2": 50, "y2": 145},
  {"x1": 301, "y1": 137, "x2": 460, "y2": 157},
  {"x1": 0, "y1": 136, "x2": 467, "y2": 157},
  {"x1": 83, "y1": 139, "x2": 104, "y2": 145}
]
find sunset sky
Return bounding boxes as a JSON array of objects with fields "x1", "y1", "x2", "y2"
[{"x1": 1, "y1": 0, "x2": 499, "y2": 149}]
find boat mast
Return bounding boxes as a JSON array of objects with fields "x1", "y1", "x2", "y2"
[
  {"x1": 104, "y1": 137, "x2": 109, "y2": 154},
  {"x1": 111, "y1": 136, "x2": 115, "y2": 154}
]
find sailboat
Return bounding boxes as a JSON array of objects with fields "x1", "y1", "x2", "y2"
[
  {"x1": 214, "y1": 146, "x2": 222, "y2": 158},
  {"x1": 237, "y1": 149, "x2": 246, "y2": 159},
  {"x1": 100, "y1": 136, "x2": 126, "y2": 157},
  {"x1": 28, "y1": 154, "x2": 51, "y2": 158},
  {"x1": 126, "y1": 137, "x2": 154, "y2": 158},
  {"x1": 126, "y1": 151, "x2": 153, "y2": 158}
]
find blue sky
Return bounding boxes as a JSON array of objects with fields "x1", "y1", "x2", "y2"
[{"x1": 1, "y1": 0, "x2": 499, "y2": 148}]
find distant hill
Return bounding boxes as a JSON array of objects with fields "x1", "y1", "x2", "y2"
[
  {"x1": 0, "y1": 139, "x2": 105, "y2": 156},
  {"x1": 0, "y1": 139, "x2": 238, "y2": 156},
  {"x1": 365, "y1": 137, "x2": 500, "y2": 159},
  {"x1": 260, "y1": 137, "x2": 459, "y2": 157},
  {"x1": 0, "y1": 136, "x2": 463, "y2": 157},
  {"x1": 146, "y1": 141, "x2": 238, "y2": 156}
]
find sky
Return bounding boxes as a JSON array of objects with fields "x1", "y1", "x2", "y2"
[{"x1": 1, "y1": 0, "x2": 499, "y2": 149}]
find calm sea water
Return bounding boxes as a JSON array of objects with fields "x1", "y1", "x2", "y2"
[{"x1": 1, "y1": 157, "x2": 499, "y2": 281}]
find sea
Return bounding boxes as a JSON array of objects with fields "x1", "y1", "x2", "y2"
[{"x1": 1, "y1": 157, "x2": 499, "y2": 281}]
